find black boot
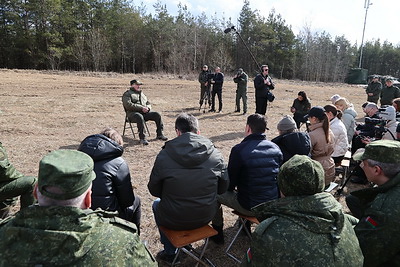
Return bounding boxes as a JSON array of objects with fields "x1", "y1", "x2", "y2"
[{"x1": 210, "y1": 224, "x2": 224, "y2": 245}]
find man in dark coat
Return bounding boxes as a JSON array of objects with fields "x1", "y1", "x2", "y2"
[
  {"x1": 209, "y1": 67, "x2": 224, "y2": 113},
  {"x1": 211, "y1": 114, "x2": 282, "y2": 244},
  {"x1": 346, "y1": 140, "x2": 400, "y2": 266},
  {"x1": 148, "y1": 113, "x2": 228, "y2": 263},
  {"x1": 198, "y1": 64, "x2": 211, "y2": 107},
  {"x1": 254, "y1": 64, "x2": 275, "y2": 115},
  {"x1": 78, "y1": 128, "x2": 141, "y2": 232},
  {"x1": 380, "y1": 78, "x2": 400, "y2": 106},
  {"x1": 233, "y1": 68, "x2": 248, "y2": 114}
]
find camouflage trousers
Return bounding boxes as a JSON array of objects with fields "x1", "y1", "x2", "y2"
[
  {"x1": 0, "y1": 176, "x2": 36, "y2": 218},
  {"x1": 212, "y1": 191, "x2": 254, "y2": 227}
]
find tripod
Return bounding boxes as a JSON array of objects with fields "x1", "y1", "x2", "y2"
[{"x1": 199, "y1": 88, "x2": 211, "y2": 113}]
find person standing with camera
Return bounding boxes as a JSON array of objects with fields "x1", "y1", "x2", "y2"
[
  {"x1": 209, "y1": 67, "x2": 224, "y2": 113},
  {"x1": 233, "y1": 68, "x2": 248, "y2": 114},
  {"x1": 254, "y1": 64, "x2": 275, "y2": 115}
]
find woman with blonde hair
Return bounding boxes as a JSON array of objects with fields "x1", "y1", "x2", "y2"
[
  {"x1": 306, "y1": 106, "x2": 335, "y2": 187},
  {"x1": 334, "y1": 97, "x2": 357, "y2": 143}
]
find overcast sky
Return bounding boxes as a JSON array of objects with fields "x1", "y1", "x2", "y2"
[{"x1": 141, "y1": 0, "x2": 400, "y2": 46}]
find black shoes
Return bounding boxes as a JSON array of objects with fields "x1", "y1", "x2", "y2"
[
  {"x1": 234, "y1": 110, "x2": 240, "y2": 113},
  {"x1": 139, "y1": 139, "x2": 149, "y2": 145},
  {"x1": 157, "y1": 135, "x2": 168, "y2": 141},
  {"x1": 209, "y1": 109, "x2": 216, "y2": 112},
  {"x1": 156, "y1": 250, "x2": 180, "y2": 265}
]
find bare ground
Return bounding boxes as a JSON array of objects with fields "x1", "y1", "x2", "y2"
[{"x1": 0, "y1": 69, "x2": 368, "y2": 266}]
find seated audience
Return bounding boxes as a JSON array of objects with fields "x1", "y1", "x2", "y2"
[
  {"x1": 0, "y1": 150, "x2": 155, "y2": 266},
  {"x1": 335, "y1": 97, "x2": 357, "y2": 144},
  {"x1": 305, "y1": 106, "x2": 335, "y2": 187},
  {"x1": 78, "y1": 128, "x2": 141, "y2": 232},
  {"x1": 290, "y1": 91, "x2": 311, "y2": 129},
  {"x1": 148, "y1": 113, "x2": 228, "y2": 264},
  {"x1": 330, "y1": 94, "x2": 341, "y2": 104},
  {"x1": 0, "y1": 142, "x2": 36, "y2": 219},
  {"x1": 324, "y1": 104, "x2": 349, "y2": 166},
  {"x1": 271, "y1": 115, "x2": 311, "y2": 163},
  {"x1": 244, "y1": 155, "x2": 364, "y2": 266},
  {"x1": 346, "y1": 140, "x2": 400, "y2": 266},
  {"x1": 212, "y1": 114, "x2": 282, "y2": 243}
]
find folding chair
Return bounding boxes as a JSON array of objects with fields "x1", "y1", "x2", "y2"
[
  {"x1": 226, "y1": 210, "x2": 259, "y2": 263},
  {"x1": 159, "y1": 225, "x2": 217, "y2": 267},
  {"x1": 122, "y1": 113, "x2": 150, "y2": 139}
]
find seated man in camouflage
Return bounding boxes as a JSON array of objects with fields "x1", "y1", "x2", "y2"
[
  {"x1": 0, "y1": 142, "x2": 36, "y2": 218},
  {"x1": 0, "y1": 150, "x2": 156, "y2": 266},
  {"x1": 244, "y1": 155, "x2": 363, "y2": 266},
  {"x1": 346, "y1": 140, "x2": 400, "y2": 266}
]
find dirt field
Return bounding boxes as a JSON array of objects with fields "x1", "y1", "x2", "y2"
[{"x1": 0, "y1": 69, "x2": 368, "y2": 266}]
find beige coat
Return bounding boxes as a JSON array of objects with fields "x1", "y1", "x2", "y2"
[{"x1": 308, "y1": 122, "x2": 335, "y2": 186}]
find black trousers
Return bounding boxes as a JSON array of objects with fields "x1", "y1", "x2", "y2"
[
  {"x1": 211, "y1": 89, "x2": 222, "y2": 111},
  {"x1": 255, "y1": 97, "x2": 268, "y2": 115}
]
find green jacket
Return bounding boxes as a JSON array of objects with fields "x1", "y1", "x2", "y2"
[
  {"x1": 380, "y1": 85, "x2": 400, "y2": 106},
  {"x1": 351, "y1": 172, "x2": 400, "y2": 266},
  {"x1": 0, "y1": 206, "x2": 156, "y2": 266},
  {"x1": 233, "y1": 72, "x2": 248, "y2": 91},
  {"x1": 122, "y1": 88, "x2": 151, "y2": 116},
  {"x1": 0, "y1": 142, "x2": 24, "y2": 184},
  {"x1": 243, "y1": 193, "x2": 363, "y2": 266},
  {"x1": 365, "y1": 81, "x2": 382, "y2": 103}
]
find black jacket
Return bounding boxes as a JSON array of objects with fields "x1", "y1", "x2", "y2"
[
  {"x1": 78, "y1": 134, "x2": 135, "y2": 215},
  {"x1": 212, "y1": 72, "x2": 224, "y2": 91},
  {"x1": 254, "y1": 74, "x2": 275, "y2": 98},
  {"x1": 228, "y1": 133, "x2": 282, "y2": 210},
  {"x1": 271, "y1": 132, "x2": 311, "y2": 163}
]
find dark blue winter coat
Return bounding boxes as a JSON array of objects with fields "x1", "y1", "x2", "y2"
[
  {"x1": 271, "y1": 132, "x2": 311, "y2": 163},
  {"x1": 228, "y1": 133, "x2": 282, "y2": 210}
]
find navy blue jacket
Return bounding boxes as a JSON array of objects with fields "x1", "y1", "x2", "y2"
[
  {"x1": 228, "y1": 133, "x2": 282, "y2": 210},
  {"x1": 271, "y1": 132, "x2": 311, "y2": 163}
]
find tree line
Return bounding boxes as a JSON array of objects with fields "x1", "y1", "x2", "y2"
[{"x1": 1, "y1": 0, "x2": 399, "y2": 82}]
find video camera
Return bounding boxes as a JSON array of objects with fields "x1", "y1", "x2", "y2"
[{"x1": 357, "y1": 117, "x2": 387, "y2": 140}]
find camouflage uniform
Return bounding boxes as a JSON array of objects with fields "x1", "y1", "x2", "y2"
[
  {"x1": 365, "y1": 80, "x2": 382, "y2": 104},
  {"x1": 350, "y1": 140, "x2": 400, "y2": 266},
  {"x1": 243, "y1": 155, "x2": 363, "y2": 266},
  {"x1": 233, "y1": 69, "x2": 248, "y2": 113},
  {"x1": 0, "y1": 150, "x2": 156, "y2": 266},
  {"x1": 0, "y1": 142, "x2": 36, "y2": 218},
  {"x1": 0, "y1": 206, "x2": 156, "y2": 266}
]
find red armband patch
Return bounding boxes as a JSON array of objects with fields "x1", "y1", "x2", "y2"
[{"x1": 365, "y1": 216, "x2": 378, "y2": 228}]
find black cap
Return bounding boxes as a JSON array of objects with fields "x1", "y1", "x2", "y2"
[
  {"x1": 304, "y1": 106, "x2": 326, "y2": 120},
  {"x1": 130, "y1": 79, "x2": 143, "y2": 85}
]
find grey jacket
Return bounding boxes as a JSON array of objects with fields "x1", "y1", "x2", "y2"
[{"x1": 148, "y1": 132, "x2": 228, "y2": 230}]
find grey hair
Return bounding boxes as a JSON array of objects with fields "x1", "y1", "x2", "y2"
[
  {"x1": 366, "y1": 159, "x2": 400, "y2": 178},
  {"x1": 37, "y1": 186, "x2": 90, "y2": 208}
]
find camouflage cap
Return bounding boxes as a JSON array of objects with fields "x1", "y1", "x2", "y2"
[
  {"x1": 278, "y1": 155, "x2": 325, "y2": 197},
  {"x1": 353, "y1": 140, "x2": 400, "y2": 163},
  {"x1": 38, "y1": 150, "x2": 96, "y2": 200}
]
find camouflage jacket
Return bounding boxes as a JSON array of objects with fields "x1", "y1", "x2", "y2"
[
  {"x1": 0, "y1": 206, "x2": 156, "y2": 266},
  {"x1": 243, "y1": 193, "x2": 363, "y2": 266},
  {"x1": 122, "y1": 88, "x2": 151, "y2": 115},
  {"x1": 0, "y1": 142, "x2": 24, "y2": 184},
  {"x1": 351, "y1": 171, "x2": 400, "y2": 266},
  {"x1": 365, "y1": 81, "x2": 382, "y2": 102}
]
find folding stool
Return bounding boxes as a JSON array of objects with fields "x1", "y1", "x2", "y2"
[
  {"x1": 159, "y1": 224, "x2": 217, "y2": 267},
  {"x1": 122, "y1": 113, "x2": 150, "y2": 139},
  {"x1": 226, "y1": 210, "x2": 259, "y2": 263}
]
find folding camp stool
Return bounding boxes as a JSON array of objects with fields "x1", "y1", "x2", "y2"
[
  {"x1": 159, "y1": 225, "x2": 217, "y2": 267},
  {"x1": 335, "y1": 150, "x2": 352, "y2": 180},
  {"x1": 226, "y1": 210, "x2": 259, "y2": 263},
  {"x1": 122, "y1": 113, "x2": 150, "y2": 139}
]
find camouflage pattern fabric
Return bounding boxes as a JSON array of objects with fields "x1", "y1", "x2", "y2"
[
  {"x1": 351, "y1": 171, "x2": 400, "y2": 266},
  {"x1": 0, "y1": 142, "x2": 36, "y2": 213},
  {"x1": 243, "y1": 193, "x2": 363, "y2": 266},
  {"x1": 0, "y1": 206, "x2": 156, "y2": 266},
  {"x1": 353, "y1": 140, "x2": 400, "y2": 163}
]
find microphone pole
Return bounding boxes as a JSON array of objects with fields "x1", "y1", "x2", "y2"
[{"x1": 224, "y1": 26, "x2": 261, "y2": 71}]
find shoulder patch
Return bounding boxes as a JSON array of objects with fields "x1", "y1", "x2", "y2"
[{"x1": 109, "y1": 216, "x2": 139, "y2": 234}]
